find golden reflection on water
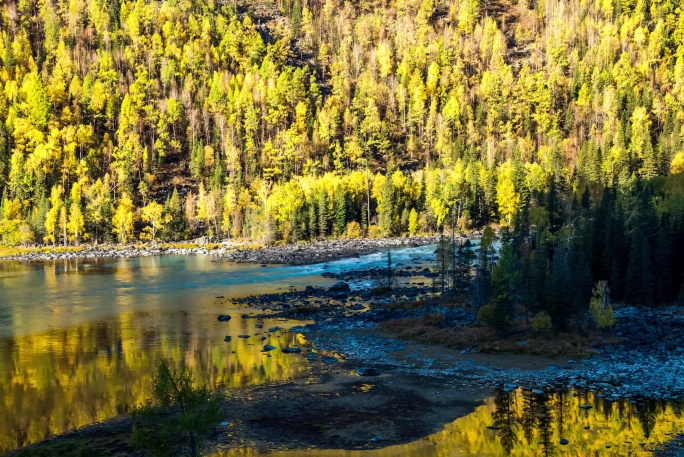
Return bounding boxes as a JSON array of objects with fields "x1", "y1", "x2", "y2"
[
  {"x1": 0, "y1": 255, "x2": 331, "y2": 453},
  {"x1": 214, "y1": 389, "x2": 683, "y2": 457},
  {"x1": 0, "y1": 309, "x2": 311, "y2": 453}
]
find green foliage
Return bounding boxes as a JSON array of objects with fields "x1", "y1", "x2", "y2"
[
  {"x1": 333, "y1": 185, "x2": 346, "y2": 237},
  {"x1": 163, "y1": 188, "x2": 185, "y2": 241},
  {"x1": 531, "y1": 311, "x2": 553, "y2": 333},
  {"x1": 129, "y1": 360, "x2": 222, "y2": 457},
  {"x1": 478, "y1": 296, "x2": 512, "y2": 335},
  {"x1": 589, "y1": 281, "x2": 615, "y2": 329}
]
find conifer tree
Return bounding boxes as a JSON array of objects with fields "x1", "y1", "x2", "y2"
[{"x1": 333, "y1": 185, "x2": 346, "y2": 237}]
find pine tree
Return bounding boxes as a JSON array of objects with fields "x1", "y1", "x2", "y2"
[
  {"x1": 379, "y1": 178, "x2": 395, "y2": 236},
  {"x1": 317, "y1": 190, "x2": 329, "y2": 239},
  {"x1": 333, "y1": 185, "x2": 346, "y2": 237},
  {"x1": 307, "y1": 200, "x2": 317, "y2": 240},
  {"x1": 163, "y1": 188, "x2": 185, "y2": 241}
]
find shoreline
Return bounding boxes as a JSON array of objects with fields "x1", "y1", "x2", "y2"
[
  {"x1": 6, "y1": 241, "x2": 684, "y2": 457},
  {"x1": 0, "y1": 236, "x2": 441, "y2": 265}
]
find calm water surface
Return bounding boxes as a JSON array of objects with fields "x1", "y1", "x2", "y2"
[
  {"x1": 216, "y1": 389, "x2": 682, "y2": 456},
  {"x1": 2, "y1": 246, "x2": 680, "y2": 456},
  {"x1": 0, "y1": 246, "x2": 435, "y2": 452}
]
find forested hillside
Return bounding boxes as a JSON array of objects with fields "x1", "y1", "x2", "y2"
[{"x1": 0, "y1": 0, "x2": 683, "y2": 302}]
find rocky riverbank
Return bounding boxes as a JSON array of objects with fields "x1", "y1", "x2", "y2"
[
  {"x1": 228, "y1": 258, "x2": 684, "y2": 406},
  {"x1": 0, "y1": 236, "x2": 439, "y2": 265},
  {"x1": 9, "y1": 248, "x2": 684, "y2": 457}
]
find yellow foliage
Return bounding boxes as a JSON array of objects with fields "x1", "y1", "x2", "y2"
[
  {"x1": 531, "y1": 311, "x2": 553, "y2": 332},
  {"x1": 671, "y1": 151, "x2": 684, "y2": 175}
]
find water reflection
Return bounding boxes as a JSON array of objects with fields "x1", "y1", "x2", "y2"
[
  {"x1": 0, "y1": 310, "x2": 312, "y2": 453},
  {"x1": 0, "y1": 256, "x2": 330, "y2": 340},
  {"x1": 214, "y1": 388, "x2": 683, "y2": 457},
  {"x1": 0, "y1": 246, "x2": 438, "y2": 454}
]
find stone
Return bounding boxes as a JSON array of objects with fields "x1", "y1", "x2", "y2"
[
  {"x1": 282, "y1": 347, "x2": 302, "y2": 353},
  {"x1": 217, "y1": 315, "x2": 231, "y2": 322},
  {"x1": 262, "y1": 344, "x2": 276, "y2": 352},
  {"x1": 356, "y1": 367, "x2": 382, "y2": 376},
  {"x1": 238, "y1": 335, "x2": 250, "y2": 339},
  {"x1": 330, "y1": 281, "x2": 351, "y2": 293},
  {"x1": 560, "y1": 439, "x2": 569, "y2": 445},
  {"x1": 224, "y1": 336, "x2": 231, "y2": 342}
]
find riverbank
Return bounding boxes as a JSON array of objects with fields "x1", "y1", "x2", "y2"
[
  {"x1": 7, "y1": 327, "x2": 555, "y2": 457},
  {"x1": 6, "y1": 247, "x2": 684, "y2": 457},
  {"x1": 0, "y1": 236, "x2": 440, "y2": 265}
]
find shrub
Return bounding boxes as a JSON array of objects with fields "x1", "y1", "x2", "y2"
[
  {"x1": 367, "y1": 224, "x2": 381, "y2": 238},
  {"x1": 129, "y1": 361, "x2": 222, "y2": 457},
  {"x1": 477, "y1": 304, "x2": 494, "y2": 325},
  {"x1": 346, "y1": 221, "x2": 363, "y2": 238},
  {"x1": 589, "y1": 281, "x2": 615, "y2": 329},
  {"x1": 531, "y1": 311, "x2": 553, "y2": 332},
  {"x1": 477, "y1": 296, "x2": 513, "y2": 335}
]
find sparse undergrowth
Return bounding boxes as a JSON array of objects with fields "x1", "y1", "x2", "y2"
[{"x1": 380, "y1": 314, "x2": 620, "y2": 357}]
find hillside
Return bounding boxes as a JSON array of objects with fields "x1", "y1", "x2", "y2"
[{"x1": 0, "y1": 0, "x2": 684, "y2": 311}]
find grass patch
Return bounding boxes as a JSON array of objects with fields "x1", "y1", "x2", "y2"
[
  {"x1": 0, "y1": 245, "x2": 87, "y2": 257},
  {"x1": 383, "y1": 297, "x2": 465, "y2": 310},
  {"x1": 380, "y1": 315, "x2": 613, "y2": 357}
]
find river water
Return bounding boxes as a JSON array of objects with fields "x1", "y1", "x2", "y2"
[
  {"x1": 0, "y1": 246, "x2": 435, "y2": 453},
  {"x1": 0, "y1": 246, "x2": 680, "y2": 456},
  {"x1": 215, "y1": 388, "x2": 683, "y2": 456}
]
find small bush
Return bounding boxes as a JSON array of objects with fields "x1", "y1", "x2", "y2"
[
  {"x1": 589, "y1": 281, "x2": 615, "y2": 329},
  {"x1": 346, "y1": 221, "x2": 363, "y2": 238},
  {"x1": 531, "y1": 311, "x2": 553, "y2": 332},
  {"x1": 367, "y1": 225, "x2": 381, "y2": 238},
  {"x1": 477, "y1": 304, "x2": 494, "y2": 325},
  {"x1": 129, "y1": 361, "x2": 222, "y2": 457}
]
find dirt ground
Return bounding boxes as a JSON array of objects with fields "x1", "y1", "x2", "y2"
[{"x1": 206, "y1": 327, "x2": 559, "y2": 453}]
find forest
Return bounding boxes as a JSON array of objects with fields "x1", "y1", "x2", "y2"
[{"x1": 0, "y1": 0, "x2": 683, "y2": 304}]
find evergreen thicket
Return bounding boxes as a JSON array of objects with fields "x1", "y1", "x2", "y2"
[{"x1": 477, "y1": 176, "x2": 684, "y2": 332}]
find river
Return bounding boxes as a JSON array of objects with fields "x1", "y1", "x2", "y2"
[
  {"x1": 0, "y1": 246, "x2": 435, "y2": 453},
  {"x1": 0, "y1": 246, "x2": 680, "y2": 456}
]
